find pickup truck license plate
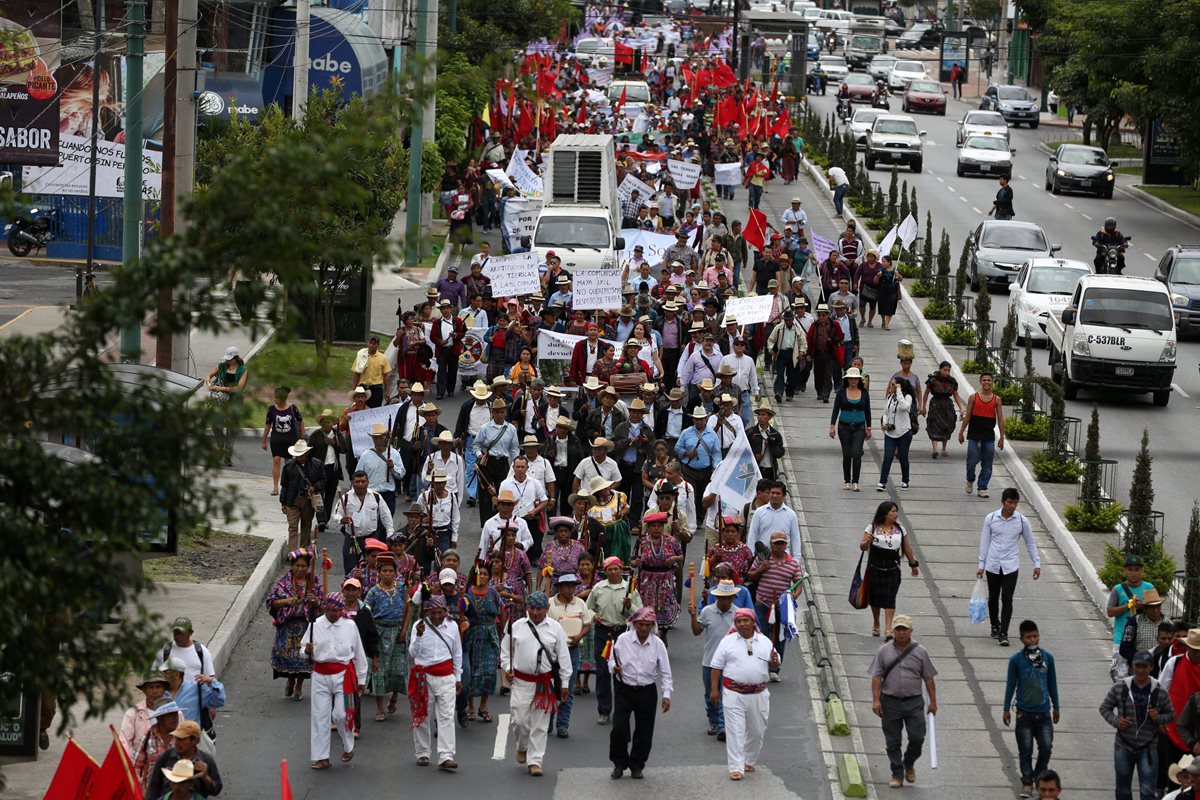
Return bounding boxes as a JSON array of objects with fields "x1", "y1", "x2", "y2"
[
  {"x1": 980, "y1": 164, "x2": 991, "y2": 172},
  {"x1": 1114, "y1": 366, "x2": 1135, "y2": 377}
]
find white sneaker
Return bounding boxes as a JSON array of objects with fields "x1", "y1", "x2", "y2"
[
  {"x1": 964, "y1": 482, "x2": 974, "y2": 494},
  {"x1": 900, "y1": 482, "x2": 910, "y2": 490},
  {"x1": 843, "y1": 482, "x2": 852, "y2": 490},
  {"x1": 852, "y1": 483, "x2": 861, "y2": 492}
]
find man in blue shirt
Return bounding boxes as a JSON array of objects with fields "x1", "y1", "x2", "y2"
[
  {"x1": 547, "y1": 275, "x2": 573, "y2": 310},
  {"x1": 746, "y1": 482, "x2": 802, "y2": 557},
  {"x1": 976, "y1": 488, "x2": 1041, "y2": 647},
  {"x1": 674, "y1": 407, "x2": 721, "y2": 525},
  {"x1": 473, "y1": 399, "x2": 519, "y2": 525},
  {"x1": 161, "y1": 657, "x2": 227, "y2": 727},
  {"x1": 1002, "y1": 620, "x2": 1060, "y2": 797}
]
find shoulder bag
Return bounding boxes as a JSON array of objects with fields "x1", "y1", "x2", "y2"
[
  {"x1": 848, "y1": 551, "x2": 871, "y2": 609},
  {"x1": 525, "y1": 620, "x2": 564, "y2": 696}
]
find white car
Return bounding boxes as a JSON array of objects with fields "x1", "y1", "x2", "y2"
[
  {"x1": 867, "y1": 54, "x2": 897, "y2": 82},
  {"x1": 848, "y1": 107, "x2": 887, "y2": 148},
  {"x1": 887, "y1": 60, "x2": 928, "y2": 90},
  {"x1": 1009, "y1": 258, "x2": 1093, "y2": 343},
  {"x1": 608, "y1": 80, "x2": 651, "y2": 112},
  {"x1": 574, "y1": 38, "x2": 612, "y2": 67},
  {"x1": 818, "y1": 54, "x2": 849, "y2": 81},
  {"x1": 956, "y1": 110, "x2": 1009, "y2": 146},
  {"x1": 956, "y1": 133, "x2": 1014, "y2": 178}
]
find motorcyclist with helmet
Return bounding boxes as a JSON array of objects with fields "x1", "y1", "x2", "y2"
[
  {"x1": 872, "y1": 79, "x2": 890, "y2": 110},
  {"x1": 836, "y1": 81, "x2": 852, "y2": 119},
  {"x1": 1091, "y1": 217, "x2": 1129, "y2": 274}
]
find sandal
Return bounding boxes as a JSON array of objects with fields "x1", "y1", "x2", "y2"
[
  {"x1": 581, "y1": 685, "x2": 591, "y2": 694},
  {"x1": 387, "y1": 697, "x2": 398, "y2": 715},
  {"x1": 311, "y1": 759, "x2": 331, "y2": 770},
  {"x1": 294, "y1": 687, "x2": 304, "y2": 702},
  {"x1": 479, "y1": 710, "x2": 493, "y2": 723},
  {"x1": 375, "y1": 712, "x2": 386, "y2": 722},
  {"x1": 872, "y1": 625, "x2": 881, "y2": 637},
  {"x1": 270, "y1": 489, "x2": 279, "y2": 496},
  {"x1": 745, "y1": 764, "x2": 757, "y2": 772},
  {"x1": 731, "y1": 772, "x2": 744, "y2": 781},
  {"x1": 707, "y1": 725, "x2": 719, "y2": 736},
  {"x1": 341, "y1": 751, "x2": 354, "y2": 763},
  {"x1": 466, "y1": 709, "x2": 476, "y2": 721}
]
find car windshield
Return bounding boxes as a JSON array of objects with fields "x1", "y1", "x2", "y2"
[
  {"x1": 1079, "y1": 288, "x2": 1174, "y2": 331},
  {"x1": 907, "y1": 23, "x2": 930, "y2": 33},
  {"x1": 845, "y1": 73, "x2": 874, "y2": 85},
  {"x1": 965, "y1": 136, "x2": 1008, "y2": 151},
  {"x1": 980, "y1": 226, "x2": 1048, "y2": 251},
  {"x1": 872, "y1": 57, "x2": 896, "y2": 67},
  {"x1": 850, "y1": 35, "x2": 882, "y2": 50},
  {"x1": 997, "y1": 87, "x2": 1031, "y2": 101},
  {"x1": 534, "y1": 218, "x2": 611, "y2": 248},
  {"x1": 576, "y1": 40, "x2": 600, "y2": 53},
  {"x1": 1028, "y1": 268, "x2": 1086, "y2": 295},
  {"x1": 822, "y1": 57, "x2": 846, "y2": 67},
  {"x1": 853, "y1": 110, "x2": 885, "y2": 125},
  {"x1": 1058, "y1": 148, "x2": 1109, "y2": 166},
  {"x1": 875, "y1": 120, "x2": 918, "y2": 135},
  {"x1": 966, "y1": 112, "x2": 1006, "y2": 126},
  {"x1": 894, "y1": 61, "x2": 923, "y2": 72},
  {"x1": 1173, "y1": 257, "x2": 1200, "y2": 285},
  {"x1": 908, "y1": 81, "x2": 941, "y2": 93},
  {"x1": 610, "y1": 84, "x2": 650, "y2": 102}
]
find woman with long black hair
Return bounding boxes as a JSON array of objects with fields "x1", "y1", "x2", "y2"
[{"x1": 858, "y1": 502, "x2": 919, "y2": 638}]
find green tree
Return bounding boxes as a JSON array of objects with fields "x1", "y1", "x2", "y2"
[
  {"x1": 442, "y1": 0, "x2": 578, "y2": 66},
  {"x1": 921, "y1": 211, "x2": 934, "y2": 281},
  {"x1": 899, "y1": 179, "x2": 910, "y2": 226},
  {"x1": 954, "y1": 237, "x2": 971, "y2": 322},
  {"x1": 973, "y1": 281, "x2": 992, "y2": 365},
  {"x1": 909, "y1": 184, "x2": 918, "y2": 226},
  {"x1": 887, "y1": 166, "x2": 899, "y2": 226},
  {"x1": 1186, "y1": 501, "x2": 1200, "y2": 622},
  {"x1": 1124, "y1": 429, "x2": 1157, "y2": 556}
]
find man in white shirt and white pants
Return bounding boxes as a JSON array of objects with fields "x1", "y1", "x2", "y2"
[
  {"x1": 608, "y1": 605, "x2": 673, "y2": 780},
  {"x1": 709, "y1": 606, "x2": 780, "y2": 781},
  {"x1": 302, "y1": 592, "x2": 368, "y2": 770},
  {"x1": 500, "y1": 592, "x2": 573, "y2": 777},
  {"x1": 407, "y1": 594, "x2": 464, "y2": 770}
]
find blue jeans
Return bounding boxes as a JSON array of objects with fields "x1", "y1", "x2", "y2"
[
  {"x1": 880, "y1": 431, "x2": 912, "y2": 485},
  {"x1": 1014, "y1": 710, "x2": 1054, "y2": 784},
  {"x1": 739, "y1": 389, "x2": 752, "y2": 427},
  {"x1": 556, "y1": 647, "x2": 582, "y2": 732},
  {"x1": 464, "y1": 434, "x2": 478, "y2": 501},
  {"x1": 1114, "y1": 741, "x2": 1156, "y2": 800},
  {"x1": 754, "y1": 601, "x2": 784, "y2": 671},
  {"x1": 702, "y1": 666, "x2": 724, "y2": 731},
  {"x1": 966, "y1": 438, "x2": 995, "y2": 490},
  {"x1": 833, "y1": 183, "x2": 849, "y2": 215},
  {"x1": 748, "y1": 184, "x2": 764, "y2": 209}
]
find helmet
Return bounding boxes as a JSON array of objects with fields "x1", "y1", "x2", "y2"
[{"x1": 1103, "y1": 217, "x2": 1117, "y2": 232}]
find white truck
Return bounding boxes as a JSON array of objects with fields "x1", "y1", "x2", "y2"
[
  {"x1": 1046, "y1": 275, "x2": 1178, "y2": 406},
  {"x1": 844, "y1": 17, "x2": 887, "y2": 69},
  {"x1": 522, "y1": 134, "x2": 624, "y2": 272}
]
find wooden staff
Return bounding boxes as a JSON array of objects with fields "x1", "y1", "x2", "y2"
[
  {"x1": 321, "y1": 547, "x2": 330, "y2": 602},
  {"x1": 688, "y1": 561, "x2": 696, "y2": 611}
]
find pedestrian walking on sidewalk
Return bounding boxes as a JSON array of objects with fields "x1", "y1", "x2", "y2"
[
  {"x1": 949, "y1": 63, "x2": 963, "y2": 99},
  {"x1": 958, "y1": 372, "x2": 1005, "y2": 498},
  {"x1": 807, "y1": 304, "x2": 844, "y2": 403},
  {"x1": 1003, "y1": 620, "x2": 1060, "y2": 796},
  {"x1": 869, "y1": 615, "x2": 938, "y2": 788},
  {"x1": 977, "y1": 488, "x2": 1041, "y2": 646},
  {"x1": 205, "y1": 346, "x2": 247, "y2": 467},
  {"x1": 1101, "y1": 649, "x2": 1174, "y2": 800},
  {"x1": 1108, "y1": 555, "x2": 1158, "y2": 682},
  {"x1": 877, "y1": 378, "x2": 915, "y2": 491},
  {"x1": 859, "y1": 502, "x2": 919, "y2": 638},
  {"x1": 829, "y1": 367, "x2": 872, "y2": 491},
  {"x1": 922, "y1": 362, "x2": 963, "y2": 459}
]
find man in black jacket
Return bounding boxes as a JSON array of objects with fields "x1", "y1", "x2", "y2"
[
  {"x1": 748, "y1": 403, "x2": 786, "y2": 481},
  {"x1": 390, "y1": 379, "x2": 424, "y2": 501},
  {"x1": 455, "y1": 382, "x2": 493, "y2": 508},
  {"x1": 307, "y1": 410, "x2": 343, "y2": 529},
  {"x1": 614, "y1": 399, "x2": 657, "y2": 515},
  {"x1": 281, "y1": 440, "x2": 325, "y2": 550},
  {"x1": 510, "y1": 379, "x2": 549, "y2": 440}
]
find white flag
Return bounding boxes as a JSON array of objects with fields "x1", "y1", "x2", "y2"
[
  {"x1": 708, "y1": 428, "x2": 762, "y2": 512},
  {"x1": 897, "y1": 214, "x2": 919, "y2": 250},
  {"x1": 878, "y1": 225, "x2": 899, "y2": 258}
]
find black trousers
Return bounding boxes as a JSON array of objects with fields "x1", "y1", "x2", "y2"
[
  {"x1": 679, "y1": 463, "x2": 711, "y2": 527},
  {"x1": 553, "y1": 464, "x2": 574, "y2": 515},
  {"x1": 436, "y1": 349, "x2": 458, "y2": 398},
  {"x1": 986, "y1": 569, "x2": 1020, "y2": 634},
  {"x1": 610, "y1": 682, "x2": 658, "y2": 771},
  {"x1": 594, "y1": 624, "x2": 619, "y2": 716},
  {"x1": 365, "y1": 383, "x2": 384, "y2": 408},
  {"x1": 319, "y1": 464, "x2": 339, "y2": 527},
  {"x1": 662, "y1": 348, "x2": 682, "y2": 388},
  {"x1": 477, "y1": 456, "x2": 510, "y2": 527}
]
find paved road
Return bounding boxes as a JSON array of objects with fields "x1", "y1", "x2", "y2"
[
  {"x1": 806, "y1": 89, "x2": 1200, "y2": 560},
  {"x1": 0, "y1": 258, "x2": 111, "y2": 329}
]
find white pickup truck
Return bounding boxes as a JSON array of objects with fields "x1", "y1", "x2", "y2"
[{"x1": 1046, "y1": 275, "x2": 1178, "y2": 406}]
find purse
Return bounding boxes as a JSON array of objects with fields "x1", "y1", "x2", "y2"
[{"x1": 848, "y1": 551, "x2": 871, "y2": 610}]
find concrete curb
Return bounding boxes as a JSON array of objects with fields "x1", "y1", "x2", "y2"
[
  {"x1": 207, "y1": 535, "x2": 287, "y2": 676},
  {"x1": 1123, "y1": 185, "x2": 1200, "y2": 231},
  {"x1": 798, "y1": 155, "x2": 1113, "y2": 616}
]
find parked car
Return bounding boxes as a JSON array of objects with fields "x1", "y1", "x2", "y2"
[
  {"x1": 848, "y1": 107, "x2": 888, "y2": 148},
  {"x1": 967, "y1": 220, "x2": 1061, "y2": 290},
  {"x1": 864, "y1": 114, "x2": 925, "y2": 172},
  {"x1": 887, "y1": 60, "x2": 928, "y2": 90},
  {"x1": 1009, "y1": 257, "x2": 1093, "y2": 344},
  {"x1": 1153, "y1": 245, "x2": 1200, "y2": 335},
  {"x1": 980, "y1": 84, "x2": 1040, "y2": 127},
  {"x1": 902, "y1": 79, "x2": 946, "y2": 114},
  {"x1": 867, "y1": 54, "x2": 898, "y2": 82},
  {"x1": 956, "y1": 133, "x2": 1014, "y2": 178},
  {"x1": 896, "y1": 22, "x2": 941, "y2": 49},
  {"x1": 842, "y1": 72, "x2": 878, "y2": 103},
  {"x1": 1044, "y1": 143, "x2": 1117, "y2": 199},
  {"x1": 956, "y1": 109, "x2": 1008, "y2": 146}
]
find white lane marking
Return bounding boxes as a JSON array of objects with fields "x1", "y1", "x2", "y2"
[
  {"x1": 1145, "y1": 253, "x2": 1156, "y2": 261},
  {"x1": 1063, "y1": 202, "x2": 1075, "y2": 210},
  {"x1": 1019, "y1": 175, "x2": 1028, "y2": 181},
  {"x1": 492, "y1": 713, "x2": 511, "y2": 760},
  {"x1": 1174, "y1": 383, "x2": 1190, "y2": 398},
  {"x1": 960, "y1": 195, "x2": 969, "y2": 203},
  {"x1": 1082, "y1": 213, "x2": 1093, "y2": 221},
  {"x1": 972, "y1": 206, "x2": 983, "y2": 214},
  {"x1": 947, "y1": 184, "x2": 956, "y2": 192},
  {"x1": 936, "y1": 176, "x2": 945, "y2": 183}
]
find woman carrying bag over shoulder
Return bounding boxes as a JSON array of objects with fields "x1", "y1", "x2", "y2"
[{"x1": 858, "y1": 501, "x2": 919, "y2": 639}]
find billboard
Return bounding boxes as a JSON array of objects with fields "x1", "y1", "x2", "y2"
[{"x1": 0, "y1": 0, "x2": 63, "y2": 165}]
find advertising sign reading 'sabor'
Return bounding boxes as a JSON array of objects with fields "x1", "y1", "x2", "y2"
[{"x1": 0, "y1": 0, "x2": 62, "y2": 165}]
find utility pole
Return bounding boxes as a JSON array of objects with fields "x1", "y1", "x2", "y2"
[
  {"x1": 84, "y1": 0, "x2": 103, "y2": 278},
  {"x1": 292, "y1": 0, "x2": 311, "y2": 119},
  {"x1": 119, "y1": 0, "x2": 146, "y2": 363},
  {"x1": 448, "y1": 0, "x2": 457, "y2": 34},
  {"x1": 403, "y1": 0, "x2": 429, "y2": 265}
]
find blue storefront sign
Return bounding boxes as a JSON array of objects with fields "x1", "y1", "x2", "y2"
[
  {"x1": 261, "y1": 7, "x2": 389, "y2": 108},
  {"x1": 197, "y1": 72, "x2": 266, "y2": 122}
]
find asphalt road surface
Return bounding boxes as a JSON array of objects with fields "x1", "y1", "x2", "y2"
[
  {"x1": 0, "y1": 258, "x2": 110, "y2": 328},
  {"x1": 221, "y1": 392, "x2": 831, "y2": 799},
  {"x1": 806, "y1": 89, "x2": 1200, "y2": 561}
]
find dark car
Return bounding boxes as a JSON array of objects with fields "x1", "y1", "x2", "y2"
[
  {"x1": 842, "y1": 72, "x2": 878, "y2": 103},
  {"x1": 1154, "y1": 246, "x2": 1200, "y2": 334},
  {"x1": 902, "y1": 80, "x2": 946, "y2": 114},
  {"x1": 980, "y1": 84, "x2": 1039, "y2": 127},
  {"x1": 896, "y1": 22, "x2": 941, "y2": 49},
  {"x1": 1045, "y1": 144, "x2": 1116, "y2": 198}
]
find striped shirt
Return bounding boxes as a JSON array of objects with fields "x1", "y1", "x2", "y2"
[{"x1": 754, "y1": 556, "x2": 804, "y2": 607}]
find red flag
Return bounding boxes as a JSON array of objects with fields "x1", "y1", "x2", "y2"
[
  {"x1": 770, "y1": 75, "x2": 779, "y2": 103},
  {"x1": 44, "y1": 738, "x2": 101, "y2": 800},
  {"x1": 772, "y1": 107, "x2": 793, "y2": 138},
  {"x1": 743, "y1": 90, "x2": 758, "y2": 113},
  {"x1": 614, "y1": 85, "x2": 627, "y2": 116},
  {"x1": 506, "y1": 83, "x2": 517, "y2": 130},
  {"x1": 515, "y1": 101, "x2": 535, "y2": 141},
  {"x1": 90, "y1": 727, "x2": 143, "y2": 800},
  {"x1": 715, "y1": 95, "x2": 739, "y2": 128},
  {"x1": 714, "y1": 60, "x2": 737, "y2": 88},
  {"x1": 542, "y1": 105, "x2": 557, "y2": 140},
  {"x1": 615, "y1": 41, "x2": 634, "y2": 68},
  {"x1": 576, "y1": 104, "x2": 587, "y2": 125},
  {"x1": 736, "y1": 104, "x2": 749, "y2": 140},
  {"x1": 743, "y1": 208, "x2": 769, "y2": 254},
  {"x1": 281, "y1": 760, "x2": 294, "y2": 800}
]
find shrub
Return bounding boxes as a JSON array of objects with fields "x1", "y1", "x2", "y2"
[
  {"x1": 923, "y1": 300, "x2": 954, "y2": 320},
  {"x1": 1098, "y1": 542, "x2": 1177, "y2": 595},
  {"x1": 995, "y1": 383, "x2": 1024, "y2": 405},
  {"x1": 1124, "y1": 430, "x2": 1157, "y2": 557},
  {"x1": 936, "y1": 324, "x2": 975, "y2": 346},
  {"x1": 897, "y1": 263, "x2": 920, "y2": 279},
  {"x1": 961, "y1": 359, "x2": 991, "y2": 373},
  {"x1": 1005, "y1": 414, "x2": 1049, "y2": 441},
  {"x1": 1065, "y1": 499, "x2": 1123, "y2": 533},
  {"x1": 1031, "y1": 450, "x2": 1083, "y2": 483},
  {"x1": 909, "y1": 280, "x2": 933, "y2": 298}
]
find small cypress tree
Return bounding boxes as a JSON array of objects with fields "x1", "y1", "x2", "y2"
[
  {"x1": 887, "y1": 166, "x2": 900, "y2": 225},
  {"x1": 1185, "y1": 501, "x2": 1200, "y2": 623},
  {"x1": 873, "y1": 184, "x2": 886, "y2": 218},
  {"x1": 909, "y1": 185, "x2": 919, "y2": 224},
  {"x1": 934, "y1": 229, "x2": 952, "y2": 304},
  {"x1": 954, "y1": 238, "x2": 971, "y2": 322},
  {"x1": 1021, "y1": 336, "x2": 1036, "y2": 416},
  {"x1": 999, "y1": 302, "x2": 1018, "y2": 379},
  {"x1": 899, "y1": 179, "x2": 910, "y2": 225},
  {"x1": 1080, "y1": 405, "x2": 1103, "y2": 501},
  {"x1": 1125, "y1": 429, "x2": 1156, "y2": 556},
  {"x1": 974, "y1": 281, "x2": 992, "y2": 365},
  {"x1": 921, "y1": 211, "x2": 934, "y2": 280},
  {"x1": 843, "y1": 132, "x2": 858, "y2": 185}
]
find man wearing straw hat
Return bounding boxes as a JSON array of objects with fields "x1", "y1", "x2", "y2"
[
  {"x1": 500, "y1": 453, "x2": 551, "y2": 561},
  {"x1": 280, "y1": 440, "x2": 325, "y2": 551},
  {"x1": 148, "y1": 716, "x2": 224, "y2": 797},
  {"x1": 709, "y1": 606, "x2": 781, "y2": 780},
  {"x1": 748, "y1": 402, "x2": 785, "y2": 482},
  {"x1": 302, "y1": 592, "x2": 368, "y2": 770},
  {"x1": 675, "y1": 406, "x2": 722, "y2": 525},
  {"x1": 431, "y1": 299, "x2": 466, "y2": 400},
  {"x1": 330, "y1": 471, "x2": 394, "y2": 573},
  {"x1": 544, "y1": 416, "x2": 583, "y2": 516},
  {"x1": 423, "y1": 430, "x2": 465, "y2": 499},
  {"x1": 455, "y1": 381, "x2": 494, "y2": 508},
  {"x1": 473, "y1": 398, "x2": 520, "y2": 524},
  {"x1": 307, "y1": 408, "x2": 344, "y2": 530},
  {"x1": 338, "y1": 385, "x2": 371, "y2": 474},
  {"x1": 359, "y1": 422, "x2": 406, "y2": 515},
  {"x1": 481, "y1": 488, "x2": 534, "y2": 555},
  {"x1": 548, "y1": 573, "x2": 595, "y2": 739},
  {"x1": 572, "y1": 434, "x2": 623, "y2": 497},
  {"x1": 691, "y1": 579, "x2": 740, "y2": 740}
]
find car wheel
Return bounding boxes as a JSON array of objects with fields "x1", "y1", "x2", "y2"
[
  {"x1": 1153, "y1": 389, "x2": 1171, "y2": 407},
  {"x1": 1044, "y1": 174, "x2": 1052, "y2": 191},
  {"x1": 1103, "y1": 187, "x2": 1114, "y2": 199},
  {"x1": 1030, "y1": 121, "x2": 1039, "y2": 129},
  {"x1": 902, "y1": 101, "x2": 909, "y2": 112},
  {"x1": 1063, "y1": 374, "x2": 1078, "y2": 400},
  {"x1": 865, "y1": 155, "x2": 876, "y2": 169},
  {"x1": 939, "y1": 107, "x2": 946, "y2": 116},
  {"x1": 1051, "y1": 178, "x2": 1061, "y2": 195},
  {"x1": 969, "y1": 265, "x2": 980, "y2": 292},
  {"x1": 956, "y1": 165, "x2": 965, "y2": 177},
  {"x1": 912, "y1": 160, "x2": 922, "y2": 173}
]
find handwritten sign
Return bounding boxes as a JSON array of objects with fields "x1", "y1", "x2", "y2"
[
  {"x1": 573, "y1": 269, "x2": 625, "y2": 310},
  {"x1": 723, "y1": 294, "x2": 776, "y2": 325},
  {"x1": 501, "y1": 197, "x2": 542, "y2": 243},
  {"x1": 537, "y1": 329, "x2": 623, "y2": 364},
  {"x1": 667, "y1": 158, "x2": 701, "y2": 189},
  {"x1": 485, "y1": 168, "x2": 515, "y2": 192},
  {"x1": 618, "y1": 173, "x2": 656, "y2": 204},
  {"x1": 348, "y1": 406, "x2": 398, "y2": 458},
  {"x1": 713, "y1": 162, "x2": 743, "y2": 186},
  {"x1": 618, "y1": 229, "x2": 678, "y2": 268},
  {"x1": 483, "y1": 252, "x2": 542, "y2": 297},
  {"x1": 506, "y1": 151, "x2": 544, "y2": 196}
]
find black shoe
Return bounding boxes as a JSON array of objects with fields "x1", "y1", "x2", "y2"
[
  {"x1": 611, "y1": 767, "x2": 624, "y2": 780},
  {"x1": 467, "y1": 498, "x2": 477, "y2": 507},
  {"x1": 774, "y1": 394, "x2": 782, "y2": 403},
  {"x1": 457, "y1": 711, "x2": 469, "y2": 728},
  {"x1": 556, "y1": 729, "x2": 569, "y2": 739},
  {"x1": 990, "y1": 626, "x2": 999, "y2": 639},
  {"x1": 630, "y1": 768, "x2": 644, "y2": 779},
  {"x1": 39, "y1": 730, "x2": 49, "y2": 751},
  {"x1": 717, "y1": 731, "x2": 726, "y2": 742},
  {"x1": 998, "y1": 634, "x2": 1010, "y2": 647}
]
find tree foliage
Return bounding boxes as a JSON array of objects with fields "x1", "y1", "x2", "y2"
[{"x1": 442, "y1": 0, "x2": 578, "y2": 67}]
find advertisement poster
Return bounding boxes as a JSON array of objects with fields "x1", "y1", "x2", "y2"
[
  {"x1": 22, "y1": 133, "x2": 163, "y2": 199},
  {"x1": 0, "y1": 0, "x2": 62, "y2": 165}
]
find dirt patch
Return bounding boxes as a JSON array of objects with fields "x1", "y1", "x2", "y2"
[{"x1": 144, "y1": 528, "x2": 271, "y2": 584}]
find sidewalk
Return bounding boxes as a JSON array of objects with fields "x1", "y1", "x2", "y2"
[{"x1": 748, "y1": 172, "x2": 1118, "y2": 797}]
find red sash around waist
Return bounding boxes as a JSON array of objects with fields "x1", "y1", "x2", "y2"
[
  {"x1": 408, "y1": 660, "x2": 455, "y2": 729},
  {"x1": 314, "y1": 661, "x2": 359, "y2": 733},
  {"x1": 722, "y1": 676, "x2": 767, "y2": 695},
  {"x1": 513, "y1": 669, "x2": 559, "y2": 714}
]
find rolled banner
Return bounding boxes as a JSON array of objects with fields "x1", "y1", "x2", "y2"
[{"x1": 927, "y1": 711, "x2": 937, "y2": 769}]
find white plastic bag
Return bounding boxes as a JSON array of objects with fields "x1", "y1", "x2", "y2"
[{"x1": 968, "y1": 578, "x2": 988, "y2": 624}]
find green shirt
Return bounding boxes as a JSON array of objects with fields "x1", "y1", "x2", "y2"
[{"x1": 585, "y1": 580, "x2": 642, "y2": 627}]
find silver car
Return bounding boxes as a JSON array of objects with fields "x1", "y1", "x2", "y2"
[
  {"x1": 867, "y1": 54, "x2": 897, "y2": 82},
  {"x1": 956, "y1": 133, "x2": 1014, "y2": 178},
  {"x1": 968, "y1": 221, "x2": 1062, "y2": 290},
  {"x1": 956, "y1": 110, "x2": 1008, "y2": 146},
  {"x1": 848, "y1": 107, "x2": 887, "y2": 149},
  {"x1": 819, "y1": 54, "x2": 849, "y2": 81}
]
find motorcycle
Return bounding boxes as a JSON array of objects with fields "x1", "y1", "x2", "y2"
[
  {"x1": 872, "y1": 90, "x2": 891, "y2": 110},
  {"x1": 6, "y1": 207, "x2": 59, "y2": 257},
  {"x1": 836, "y1": 96, "x2": 852, "y2": 122},
  {"x1": 1096, "y1": 238, "x2": 1129, "y2": 275}
]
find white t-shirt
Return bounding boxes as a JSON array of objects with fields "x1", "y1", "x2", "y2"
[{"x1": 153, "y1": 641, "x2": 215, "y2": 683}]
